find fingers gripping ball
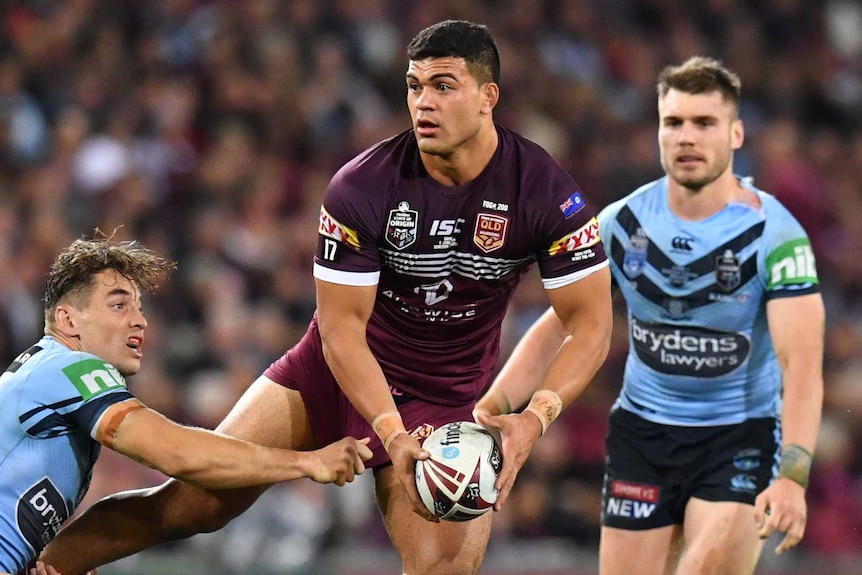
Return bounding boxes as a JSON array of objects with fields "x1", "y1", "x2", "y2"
[{"x1": 414, "y1": 421, "x2": 503, "y2": 522}]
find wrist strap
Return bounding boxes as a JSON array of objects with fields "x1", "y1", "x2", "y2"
[
  {"x1": 524, "y1": 390, "x2": 563, "y2": 436},
  {"x1": 778, "y1": 443, "x2": 813, "y2": 489},
  {"x1": 371, "y1": 411, "x2": 406, "y2": 451}
]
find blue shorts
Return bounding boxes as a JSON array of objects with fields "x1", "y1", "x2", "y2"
[{"x1": 601, "y1": 408, "x2": 780, "y2": 530}]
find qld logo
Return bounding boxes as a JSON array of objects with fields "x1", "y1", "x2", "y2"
[{"x1": 473, "y1": 213, "x2": 509, "y2": 253}]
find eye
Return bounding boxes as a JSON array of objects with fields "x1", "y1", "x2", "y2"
[{"x1": 436, "y1": 83, "x2": 451, "y2": 92}]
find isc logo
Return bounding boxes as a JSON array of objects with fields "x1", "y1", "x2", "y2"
[{"x1": 430, "y1": 219, "x2": 465, "y2": 236}]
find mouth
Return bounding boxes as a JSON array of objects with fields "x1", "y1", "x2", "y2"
[
  {"x1": 676, "y1": 154, "x2": 704, "y2": 166},
  {"x1": 415, "y1": 118, "x2": 439, "y2": 137},
  {"x1": 127, "y1": 336, "x2": 144, "y2": 357}
]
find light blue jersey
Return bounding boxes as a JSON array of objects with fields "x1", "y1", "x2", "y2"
[
  {"x1": 0, "y1": 336, "x2": 133, "y2": 574},
  {"x1": 598, "y1": 176, "x2": 819, "y2": 427}
]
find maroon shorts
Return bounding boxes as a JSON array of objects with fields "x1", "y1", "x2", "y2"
[{"x1": 264, "y1": 321, "x2": 477, "y2": 469}]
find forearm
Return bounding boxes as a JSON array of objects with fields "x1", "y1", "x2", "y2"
[
  {"x1": 321, "y1": 331, "x2": 403, "y2": 446},
  {"x1": 780, "y1": 374, "x2": 823, "y2": 454},
  {"x1": 484, "y1": 307, "x2": 566, "y2": 414},
  {"x1": 113, "y1": 410, "x2": 313, "y2": 489}
]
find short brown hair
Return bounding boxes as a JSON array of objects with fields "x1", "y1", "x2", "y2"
[
  {"x1": 43, "y1": 232, "x2": 176, "y2": 327},
  {"x1": 657, "y1": 56, "x2": 742, "y2": 115}
]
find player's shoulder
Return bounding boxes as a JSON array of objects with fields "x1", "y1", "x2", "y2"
[
  {"x1": 13, "y1": 337, "x2": 124, "y2": 392},
  {"x1": 598, "y1": 177, "x2": 664, "y2": 223},
  {"x1": 329, "y1": 129, "x2": 416, "y2": 194},
  {"x1": 740, "y1": 177, "x2": 805, "y2": 231},
  {"x1": 496, "y1": 124, "x2": 568, "y2": 173}
]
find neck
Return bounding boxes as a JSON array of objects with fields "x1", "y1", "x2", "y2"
[
  {"x1": 421, "y1": 123, "x2": 499, "y2": 186},
  {"x1": 666, "y1": 171, "x2": 746, "y2": 221},
  {"x1": 46, "y1": 329, "x2": 83, "y2": 352}
]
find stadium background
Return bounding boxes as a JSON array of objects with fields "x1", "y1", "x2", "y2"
[{"x1": 1, "y1": 0, "x2": 860, "y2": 573}]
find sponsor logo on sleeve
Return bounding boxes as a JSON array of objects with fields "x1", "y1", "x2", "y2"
[
  {"x1": 548, "y1": 217, "x2": 601, "y2": 256},
  {"x1": 318, "y1": 206, "x2": 361, "y2": 250},
  {"x1": 559, "y1": 191, "x2": 585, "y2": 218},
  {"x1": 605, "y1": 480, "x2": 660, "y2": 519},
  {"x1": 62, "y1": 359, "x2": 127, "y2": 401},
  {"x1": 385, "y1": 201, "x2": 419, "y2": 250},
  {"x1": 766, "y1": 239, "x2": 818, "y2": 289},
  {"x1": 16, "y1": 477, "x2": 70, "y2": 555},
  {"x1": 473, "y1": 213, "x2": 509, "y2": 253}
]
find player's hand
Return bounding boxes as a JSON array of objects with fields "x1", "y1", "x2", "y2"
[
  {"x1": 307, "y1": 436, "x2": 373, "y2": 486},
  {"x1": 754, "y1": 477, "x2": 808, "y2": 555},
  {"x1": 387, "y1": 432, "x2": 437, "y2": 522},
  {"x1": 29, "y1": 561, "x2": 98, "y2": 575},
  {"x1": 476, "y1": 411, "x2": 542, "y2": 511}
]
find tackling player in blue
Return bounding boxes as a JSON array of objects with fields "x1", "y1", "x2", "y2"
[
  {"x1": 0, "y1": 234, "x2": 371, "y2": 575},
  {"x1": 475, "y1": 56, "x2": 824, "y2": 575}
]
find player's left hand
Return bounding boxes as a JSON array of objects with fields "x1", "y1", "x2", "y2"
[
  {"x1": 475, "y1": 411, "x2": 542, "y2": 511},
  {"x1": 754, "y1": 477, "x2": 808, "y2": 555}
]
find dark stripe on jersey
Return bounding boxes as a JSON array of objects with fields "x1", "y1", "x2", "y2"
[
  {"x1": 625, "y1": 253, "x2": 759, "y2": 311},
  {"x1": 19, "y1": 397, "x2": 80, "y2": 423},
  {"x1": 764, "y1": 284, "x2": 820, "y2": 300},
  {"x1": 25, "y1": 413, "x2": 70, "y2": 436},
  {"x1": 5, "y1": 344, "x2": 43, "y2": 374},
  {"x1": 614, "y1": 205, "x2": 766, "y2": 279}
]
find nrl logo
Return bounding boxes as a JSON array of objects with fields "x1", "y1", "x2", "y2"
[{"x1": 385, "y1": 201, "x2": 418, "y2": 250}]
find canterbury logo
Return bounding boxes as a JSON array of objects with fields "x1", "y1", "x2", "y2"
[{"x1": 671, "y1": 236, "x2": 693, "y2": 251}]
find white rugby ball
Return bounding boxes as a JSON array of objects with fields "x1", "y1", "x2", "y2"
[{"x1": 415, "y1": 421, "x2": 503, "y2": 522}]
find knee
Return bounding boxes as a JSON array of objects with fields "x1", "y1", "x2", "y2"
[{"x1": 156, "y1": 483, "x2": 256, "y2": 540}]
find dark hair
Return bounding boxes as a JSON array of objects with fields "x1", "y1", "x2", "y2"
[
  {"x1": 43, "y1": 231, "x2": 176, "y2": 326},
  {"x1": 407, "y1": 20, "x2": 500, "y2": 85},
  {"x1": 657, "y1": 56, "x2": 742, "y2": 115}
]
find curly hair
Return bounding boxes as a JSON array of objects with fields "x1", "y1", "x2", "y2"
[{"x1": 43, "y1": 232, "x2": 176, "y2": 327}]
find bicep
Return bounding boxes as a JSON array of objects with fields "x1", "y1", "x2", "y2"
[
  {"x1": 545, "y1": 264, "x2": 613, "y2": 332},
  {"x1": 766, "y1": 293, "x2": 825, "y2": 368},
  {"x1": 315, "y1": 278, "x2": 378, "y2": 336}
]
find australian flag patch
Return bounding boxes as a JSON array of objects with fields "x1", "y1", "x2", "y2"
[{"x1": 559, "y1": 191, "x2": 585, "y2": 218}]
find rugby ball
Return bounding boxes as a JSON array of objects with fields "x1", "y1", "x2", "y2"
[{"x1": 415, "y1": 421, "x2": 503, "y2": 522}]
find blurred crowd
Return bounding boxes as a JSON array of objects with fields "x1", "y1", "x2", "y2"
[{"x1": 1, "y1": 0, "x2": 860, "y2": 572}]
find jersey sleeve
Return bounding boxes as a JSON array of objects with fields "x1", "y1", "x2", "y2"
[
  {"x1": 532, "y1": 162, "x2": 608, "y2": 289},
  {"x1": 313, "y1": 163, "x2": 385, "y2": 286},
  {"x1": 19, "y1": 355, "x2": 134, "y2": 440},
  {"x1": 759, "y1": 197, "x2": 820, "y2": 300}
]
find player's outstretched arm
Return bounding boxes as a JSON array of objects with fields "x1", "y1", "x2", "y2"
[
  {"x1": 755, "y1": 293, "x2": 825, "y2": 555},
  {"x1": 100, "y1": 399, "x2": 372, "y2": 489},
  {"x1": 481, "y1": 264, "x2": 613, "y2": 510}
]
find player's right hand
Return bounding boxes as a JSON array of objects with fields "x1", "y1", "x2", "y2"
[
  {"x1": 387, "y1": 432, "x2": 438, "y2": 522},
  {"x1": 308, "y1": 436, "x2": 372, "y2": 485},
  {"x1": 476, "y1": 411, "x2": 542, "y2": 511}
]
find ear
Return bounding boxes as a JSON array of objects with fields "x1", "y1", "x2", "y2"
[
  {"x1": 731, "y1": 118, "x2": 744, "y2": 151},
  {"x1": 480, "y1": 82, "x2": 499, "y2": 115},
  {"x1": 54, "y1": 304, "x2": 81, "y2": 337}
]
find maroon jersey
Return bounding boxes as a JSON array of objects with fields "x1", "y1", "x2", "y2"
[{"x1": 310, "y1": 124, "x2": 606, "y2": 405}]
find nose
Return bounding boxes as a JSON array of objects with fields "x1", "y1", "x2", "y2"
[
  {"x1": 677, "y1": 121, "x2": 696, "y2": 144},
  {"x1": 131, "y1": 307, "x2": 147, "y2": 329}
]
